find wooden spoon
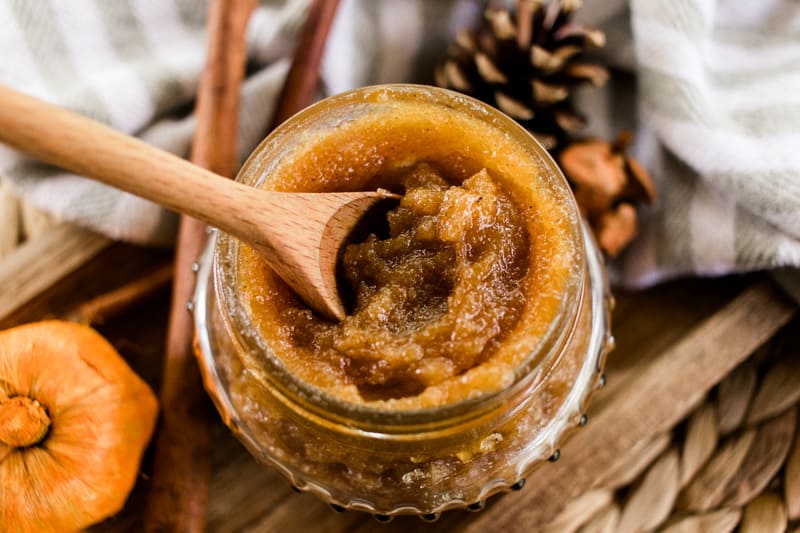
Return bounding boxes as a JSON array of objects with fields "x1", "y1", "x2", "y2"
[{"x1": 0, "y1": 84, "x2": 397, "y2": 320}]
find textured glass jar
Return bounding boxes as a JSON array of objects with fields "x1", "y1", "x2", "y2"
[{"x1": 193, "y1": 85, "x2": 612, "y2": 519}]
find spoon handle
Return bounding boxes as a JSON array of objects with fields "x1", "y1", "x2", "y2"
[
  {"x1": 0, "y1": 85, "x2": 365, "y2": 252},
  {"x1": 0, "y1": 84, "x2": 268, "y2": 237},
  {"x1": 0, "y1": 84, "x2": 390, "y2": 319}
]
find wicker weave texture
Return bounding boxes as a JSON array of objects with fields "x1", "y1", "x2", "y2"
[{"x1": 544, "y1": 319, "x2": 800, "y2": 533}]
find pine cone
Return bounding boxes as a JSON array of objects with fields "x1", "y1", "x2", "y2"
[
  {"x1": 559, "y1": 132, "x2": 656, "y2": 257},
  {"x1": 435, "y1": 0, "x2": 609, "y2": 150}
]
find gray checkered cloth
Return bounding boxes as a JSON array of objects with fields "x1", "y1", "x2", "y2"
[{"x1": 1, "y1": 0, "x2": 798, "y2": 287}]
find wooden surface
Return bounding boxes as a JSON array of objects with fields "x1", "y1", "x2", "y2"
[
  {"x1": 0, "y1": 223, "x2": 110, "y2": 322},
  {"x1": 1, "y1": 225, "x2": 796, "y2": 531}
]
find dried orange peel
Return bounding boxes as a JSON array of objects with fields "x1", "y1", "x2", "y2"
[{"x1": 0, "y1": 320, "x2": 158, "y2": 533}]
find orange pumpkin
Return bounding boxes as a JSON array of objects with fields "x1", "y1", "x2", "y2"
[{"x1": 0, "y1": 321, "x2": 158, "y2": 532}]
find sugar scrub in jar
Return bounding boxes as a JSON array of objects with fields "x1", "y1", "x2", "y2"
[{"x1": 193, "y1": 84, "x2": 612, "y2": 519}]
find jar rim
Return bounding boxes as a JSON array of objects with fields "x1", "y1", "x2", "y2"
[{"x1": 212, "y1": 84, "x2": 586, "y2": 431}]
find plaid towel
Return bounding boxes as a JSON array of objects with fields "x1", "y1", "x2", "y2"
[
  {"x1": 0, "y1": 0, "x2": 310, "y2": 245},
  {"x1": 621, "y1": 0, "x2": 800, "y2": 285},
  {"x1": 1, "y1": 0, "x2": 798, "y2": 287}
]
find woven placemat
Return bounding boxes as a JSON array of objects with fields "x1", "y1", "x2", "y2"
[{"x1": 544, "y1": 317, "x2": 800, "y2": 533}]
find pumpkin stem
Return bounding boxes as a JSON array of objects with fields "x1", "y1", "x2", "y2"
[{"x1": 0, "y1": 396, "x2": 52, "y2": 447}]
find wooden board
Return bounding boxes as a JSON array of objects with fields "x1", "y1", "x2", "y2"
[
  {"x1": 0, "y1": 223, "x2": 110, "y2": 323},
  {"x1": 2, "y1": 227, "x2": 796, "y2": 532}
]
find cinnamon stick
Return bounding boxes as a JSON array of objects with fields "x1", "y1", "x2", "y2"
[
  {"x1": 144, "y1": 0, "x2": 342, "y2": 528},
  {"x1": 269, "y1": 0, "x2": 341, "y2": 128},
  {"x1": 143, "y1": 0, "x2": 256, "y2": 531}
]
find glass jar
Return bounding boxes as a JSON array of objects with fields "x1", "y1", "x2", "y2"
[{"x1": 193, "y1": 85, "x2": 612, "y2": 520}]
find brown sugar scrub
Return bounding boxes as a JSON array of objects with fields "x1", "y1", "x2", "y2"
[
  {"x1": 195, "y1": 85, "x2": 611, "y2": 516},
  {"x1": 335, "y1": 165, "x2": 527, "y2": 400},
  {"x1": 240, "y1": 162, "x2": 534, "y2": 405},
  {"x1": 234, "y1": 86, "x2": 581, "y2": 410}
]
